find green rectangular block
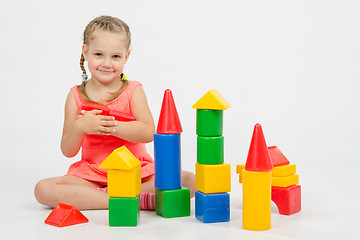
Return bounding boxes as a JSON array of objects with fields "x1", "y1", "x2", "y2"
[
  {"x1": 197, "y1": 136, "x2": 224, "y2": 164},
  {"x1": 155, "y1": 188, "x2": 191, "y2": 218},
  {"x1": 196, "y1": 109, "x2": 223, "y2": 137},
  {"x1": 109, "y1": 195, "x2": 140, "y2": 226}
]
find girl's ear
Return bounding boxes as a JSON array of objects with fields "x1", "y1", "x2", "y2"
[
  {"x1": 82, "y1": 44, "x2": 89, "y2": 61},
  {"x1": 125, "y1": 50, "x2": 131, "y2": 64}
]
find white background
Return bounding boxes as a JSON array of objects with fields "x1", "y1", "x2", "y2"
[{"x1": 0, "y1": 0, "x2": 359, "y2": 239}]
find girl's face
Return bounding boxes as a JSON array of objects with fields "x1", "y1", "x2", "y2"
[{"x1": 82, "y1": 30, "x2": 130, "y2": 85}]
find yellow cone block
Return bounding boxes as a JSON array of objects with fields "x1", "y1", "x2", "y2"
[
  {"x1": 107, "y1": 167, "x2": 141, "y2": 198},
  {"x1": 272, "y1": 164, "x2": 296, "y2": 177},
  {"x1": 242, "y1": 170, "x2": 271, "y2": 231},
  {"x1": 195, "y1": 163, "x2": 231, "y2": 194},
  {"x1": 272, "y1": 174, "x2": 299, "y2": 188}
]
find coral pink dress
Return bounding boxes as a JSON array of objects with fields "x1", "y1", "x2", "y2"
[{"x1": 66, "y1": 81, "x2": 154, "y2": 185}]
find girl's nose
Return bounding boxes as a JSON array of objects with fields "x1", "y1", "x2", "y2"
[{"x1": 103, "y1": 57, "x2": 112, "y2": 67}]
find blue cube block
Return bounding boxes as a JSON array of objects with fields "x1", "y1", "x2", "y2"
[
  {"x1": 195, "y1": 191, "x2": 230, "y2": 223},
  {"x1": 154, "y1": 133, "x2": 181, "y2": 190}
]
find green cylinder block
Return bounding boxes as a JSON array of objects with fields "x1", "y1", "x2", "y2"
[
  {"x1": 196, "y1": 109, "x2": 223, "y2": 137},
  {"x1": 197, "y1": 136, "x2": 224, "y2": 164}
]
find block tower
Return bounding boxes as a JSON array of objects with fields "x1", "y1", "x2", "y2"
[
  {"x1": 240, "y1": 123, "x2": 273, "y2": 231},
  {"x1": 192, "y1": 89, "x2": 232, "y2": 223},
  {"x1": 99, "y1": 146, "x2": 141, "y2": 226},
  {"x1": 268, "y1": 146, "x2": 301, "y2": 215},
  {"x1": 154, "y1": 89, "x2": 190, "y2": 218}
]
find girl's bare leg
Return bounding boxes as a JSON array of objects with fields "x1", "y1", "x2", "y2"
[{"x1": 34, "y1": 175, "x2": 108, "y2": 210}]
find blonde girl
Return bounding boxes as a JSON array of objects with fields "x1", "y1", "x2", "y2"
[{"x1": 34, "y1": 16, "x2": 195, "y2": 210}]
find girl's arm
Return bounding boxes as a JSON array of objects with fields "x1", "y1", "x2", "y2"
[
  {"x1": 60, "y1": 91, "x2": 84, "y2": 157},
  {"x1": 60, "y1": 91, "x2": 118, "y2": 157},
  {"x1": 111, "y1": 86, "x2": 155, "y2": 143}
]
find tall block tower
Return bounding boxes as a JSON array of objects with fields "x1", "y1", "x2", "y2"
[
  {"x1": 154, "y1": 89, "x2": 190, "y2": 218},
  {"x1": 241, "y1": 124, "x2": 273, "y2": 231},
  {"x1": 192, "y1": 89, "x2": 232, "y2": 223},
  {"x1": 99, "y1": 146, "x2": 141, "y2": 227}
]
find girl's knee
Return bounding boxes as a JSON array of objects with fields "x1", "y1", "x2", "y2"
[{"x1": 34, "y1": 179, "x2": 54, "y2": 206}]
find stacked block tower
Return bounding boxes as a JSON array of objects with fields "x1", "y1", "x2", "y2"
[
  {"x1": 268, "y1": 146, "x2": 301, "y2": 215},
  {"x1": 99, "y1": 146, "x2": 141, "y2": 226},
  {"x1": 192, "y1": 89, "x2": 232, "y2": 223},
  {"x1": 239, "y1": 124, "x2": 273, "y2": 231},
  {"x1": 236, "y1": 125, "x2": 302, "y2": 230},
  {"x1": 154, "y1": 89, "x2": 190, "y2": 218}
]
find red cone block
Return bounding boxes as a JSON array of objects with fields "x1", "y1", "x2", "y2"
[
  {"x1": 156, "y1": 89, "x2": 183, "y2": 134},
  {"x1": 45, "y1": 203, "x2": 89, "y2": 227},
  {"x1": 245, "y1": 123, "x2": 273, "y2": 172},
  {"x1": 268, "y1": 146, "x2": 290, "y2": 167}
]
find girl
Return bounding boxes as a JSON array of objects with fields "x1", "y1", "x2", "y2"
[{"x1": 34, "y1": 16, "x2": 195, "y2": 210}]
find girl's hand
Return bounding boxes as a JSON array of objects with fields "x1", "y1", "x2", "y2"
[{"x1": 76, "y1": 110, "x2": 118, "y2": 135}]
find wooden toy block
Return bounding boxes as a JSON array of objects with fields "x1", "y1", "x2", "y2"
[
  {"x1": 196, "y1": 109, "x2": 223, "y2": 137},
  {"x1": 268, "y1": 146, "x2": 290, "y2": 166},
  {"x1": 272, "y1": 164, "x2": 296, "y2": 177},
  {"x1": 192, "y1": 89, "x2": 231, "y2": 110},
  {"x1": 195, "y1": 191, "x2": 230, "y2": 223},
  {"x1": 99, "y1": 146, "x2": 141, "y2": 198},
  {"x1": 154, "y1": 133, "x2": 182, "y2": 190},
  {"x1": 236, "y1": 164, "x2": 245, "y2": 183},
  {"x1": 45, "y1": 203, "x2": 88, "y2": 227},
  {"x1": 272, "y1": 174, "x2": 299, "y2": 188},
  {"x1": 107, "y1": 168, "x2": 141, "y2": 197},
  {"x1": 109, "y1": 196, "x2": 140, "y2": 226},
  {"x1": 155, "y1": 188, "x2": 191, "y2": 218},
  {"x1": 242, "y1": 170, "x2": 272, "y2": 231},
  {"x1": 197, "y1": 136, "x2": 224, "y2": 164},
  {"x1": 272, "y1": 185, "x2": 301, "y2": 215},
  {"x1": 195, "y1": 163, "x2": 231, "y2": 194},
  {"x1": 156, "y1": 89, "x2": 183, "y2": 134}
]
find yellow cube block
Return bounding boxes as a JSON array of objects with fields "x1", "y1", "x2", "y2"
[
  {"x1": 272, "y1": 164, "x2": 296, "y2": 177},
  {"x1": 196, "y1": 163, "x2": 231, "y2": 194},
  {"x1": 107, "y1": 167, "x2": 141, "y2": 198},
  {"x1": 272, "y1": 174, "x2": 299, "y2": 188}
]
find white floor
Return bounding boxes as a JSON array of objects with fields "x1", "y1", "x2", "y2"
[{"x1": 2, "y1": 171, "x2": 359, "y2": 240}]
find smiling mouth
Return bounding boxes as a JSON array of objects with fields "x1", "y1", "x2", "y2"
[{"x1": 99, "y1": 69, "x2": 114, "y2": 74}]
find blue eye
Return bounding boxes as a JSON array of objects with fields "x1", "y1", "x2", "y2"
[
  {"x1": 95, "y1": 53, "x2": 102, "y2": 57},
  {"x1": 113, "y1": 55, "x2": 121, "y2": 59}
]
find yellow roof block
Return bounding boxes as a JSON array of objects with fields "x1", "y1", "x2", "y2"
[
  {"x1": 99, "y1": 146, "x2": 141, "y2": 170},
  {"x1": 192, "y1": 89, "x2": 231, "y2": 110}
]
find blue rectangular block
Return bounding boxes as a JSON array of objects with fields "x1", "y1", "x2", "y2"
[
  {"x1": 195, "y1": 191, "x2": 230, "y2": 223},
  {"x1": 154, "y1": 133, "x2": 181, "y2": 190}
]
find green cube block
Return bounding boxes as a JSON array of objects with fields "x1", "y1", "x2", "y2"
[
  {"x1": 197, "y1": 136, "x2": 224, "y2": 164},
  {"x1": 155, "y1": 188, "x2": 191, "y2": 218},
  {"x1": 109, "y1": 195, "x2": 140, "y2": 226},
  {"x1": 196, "y1": 109, "x2": 223, "y2": 137}
]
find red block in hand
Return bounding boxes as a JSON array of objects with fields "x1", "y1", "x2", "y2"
[{"x1": 45, "y1": 203, "x2": 89, "y2": 227}]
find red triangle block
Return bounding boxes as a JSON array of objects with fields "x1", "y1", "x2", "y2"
[
  {"x1": 245, "y1": 124, "x2": 273, "y2": 172},
  {"x1": 45, "y1": 203, "x2": 89, "y2": 227},
  {"x1": 156, "y1": 89, "x2": 183, "y2": 134},
  {"x1": 268, "y1": 146, "x2": 290, "y2": 166}
]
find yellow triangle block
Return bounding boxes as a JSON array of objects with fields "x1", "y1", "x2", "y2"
[
  {"x1": 99, "y1": 146, "x2": 140, "y2": 170},
  {"x1": 192, "y1": 89, "x2": 231, "y2": 110}
]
